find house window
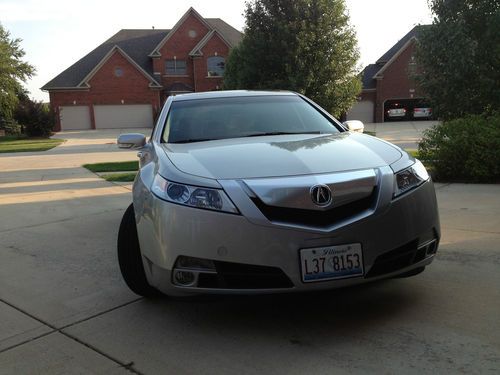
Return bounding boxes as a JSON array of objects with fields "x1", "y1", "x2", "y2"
[
  {"x1": 207, "y1": 56, "x2": 225, "y2": 77},
  {"x1": 166, "y1": 59, "x2": 187, "y2": 75}
]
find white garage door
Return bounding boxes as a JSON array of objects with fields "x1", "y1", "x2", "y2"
[
  {"x1": 347, "y1": 101, "x2": 374, "y2": 123},
  {"x1": 59, "y1": 106, "x2": 91, "y2": 130},
  {"x1": 94, "y1": 104, "x2": 153, "y2": 129}
]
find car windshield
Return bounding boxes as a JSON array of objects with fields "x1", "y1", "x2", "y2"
[{"x1": 162, "y1": 95, "x2": 340, "y2": 143}]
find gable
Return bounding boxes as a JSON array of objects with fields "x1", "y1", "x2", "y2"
[
  {"x1": 87, "y1": 49, "x2": 153, "y2": 90},
  {"x1": 42, "y1": 29, "x2": 168, "y2": 90},
  {"x1": 190, "y1": 31, "x2": 231, "y2": 56},
  {"x1": 373, "y1": 38, "x2": 416, "y2": 79},
  {"x1": 151, "y1": 8, "x2": 211, "y2": 57},
  {"x1": 81, "y1": 46, "x2": 160, "y2": 88}
]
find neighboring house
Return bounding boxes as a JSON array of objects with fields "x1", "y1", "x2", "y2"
[
  {"x1": 347, "y1": 25, "x2": 429, "y2": 123},
  {"x1": 42, "y1": 8, "x2": 242, "y2": 131}
]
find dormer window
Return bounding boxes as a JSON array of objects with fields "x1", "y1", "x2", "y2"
[
  {"x1": 166, "y1": 59, "x2": 187, "y2": 75},
  {"x1": 207, "y1": 56, "x2": 225, "y2": 77}
]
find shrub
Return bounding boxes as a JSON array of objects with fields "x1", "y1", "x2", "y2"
[
  {"x1": 15, "y1": 100, "x2": 55, "y2": 137},
  {"x1": 418, "y1": 113, "x2": 500, "y2": 182}
]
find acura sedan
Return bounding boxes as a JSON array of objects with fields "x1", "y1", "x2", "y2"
[{"x1": 117, "y1": 91, "x2": 440, "y2": 297}]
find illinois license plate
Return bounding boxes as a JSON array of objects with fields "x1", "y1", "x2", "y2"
[{"x1": 300, "y1": 243, "x2": 364, "y2": 282}]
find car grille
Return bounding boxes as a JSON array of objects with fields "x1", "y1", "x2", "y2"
[
  {"x1": 251, "y1": 188, "x2": 376, "y2": 228},
  {"x1": 197, "y1": 261, "x2": 294, "y2": 289},
  {"x1": 366, "y1": 238, "x2": 438, "y2": 278}
]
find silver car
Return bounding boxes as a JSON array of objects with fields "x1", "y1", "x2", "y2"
[{"x1": 117, "y1": 91, "x2": 440, "y2": 297}]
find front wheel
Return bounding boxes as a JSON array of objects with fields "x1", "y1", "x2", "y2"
[{"x1": 117, "y1": 204, "x2": 160, "y2": 297}]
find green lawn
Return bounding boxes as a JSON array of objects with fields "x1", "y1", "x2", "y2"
[
  {"x1": 84, "y1": 161, "x2": 139, "y2": 182},
  {"x1": 364, "y1": 131, "x2": 376, "y2": 136},
  {"x1": 83, "y1": 160, "x2": 139, "y2": 173},
  {"x1": 102, "y1": 172, "x2": 137, "y2": 182},
  {"x1": 0, "y1": 135, "x2": 64, "y2": 153}
]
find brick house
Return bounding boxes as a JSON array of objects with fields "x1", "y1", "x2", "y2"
[
  {"x1": 347, "y1": 26, "x2": 429, "y2": 123},
  {"x1": 42, "y1": 8, "x2": 242, "y2": 131}
]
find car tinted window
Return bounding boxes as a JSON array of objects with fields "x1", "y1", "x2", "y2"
[{"x1": 162, "y1": 96, "x2": 340, "y2": 143}]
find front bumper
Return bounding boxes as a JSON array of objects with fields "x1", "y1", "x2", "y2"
[{"x1": 134, "y1": 170, "x2": 440, "y2": 296}]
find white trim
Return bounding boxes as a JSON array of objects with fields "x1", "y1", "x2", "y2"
[
  {"x1": 149, "y1": 7, "x2": 213, "y2": 57},
  {"x1": 372, "y1": 37, "x2": 416, "y2": 79},
  {"x1": 77, "y1": 46, "x2": 162, "y2": 88}
]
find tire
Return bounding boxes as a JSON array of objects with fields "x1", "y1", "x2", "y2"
[
  {"x1": 117, "y1": 204, "x2": 160, "y2": 297},
  {"x1": 394, "y1": 266, "x2": 426, "y2": 278}
]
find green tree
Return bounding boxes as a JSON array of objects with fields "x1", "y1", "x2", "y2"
[
  {"x1": 415, "y1": 0, "x2": 500, "y2": 120},
  {"x1": 0, "y1": 23, "x2": 35, "y2": 120},
  {"x1": 224, "y1": 0, "x2": 361, "y2": 117}
]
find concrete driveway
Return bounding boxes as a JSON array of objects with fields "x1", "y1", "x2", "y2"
[
  {"x1": 364, "y1": 120, "x2": 439, "y2": 149},
  {"x1": 1, "y1": 129, "x2": 499, "y2": 374}
]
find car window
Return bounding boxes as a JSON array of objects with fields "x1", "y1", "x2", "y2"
[{"x1": 162, "y1": 96, "x2": 340, "y2": 143}]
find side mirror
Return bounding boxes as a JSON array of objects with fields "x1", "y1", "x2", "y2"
[
  {"x1": 343, "y1": 120, "x2": 365, "y2": 133},
  {"x1": 117, "y1": 133, "x2": 146, "y2": 149}
]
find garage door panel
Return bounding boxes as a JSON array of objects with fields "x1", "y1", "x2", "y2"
[
  {"x1": 347, "y1": 101, "x2": 374, "y2": 123},
  {"x1": 59, "y1": 106, "x2": 91, "y2": 130},
  {"x1": 94, "y1": 105, "x2": 153, "y2": 129}
]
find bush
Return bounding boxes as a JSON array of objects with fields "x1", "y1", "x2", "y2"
[
  {"x1": 418, "y1": 114, "x2": 500, "y2": 182},
  {"x1": 15, "y1": 100, "x2": 55, "y2": 137}
]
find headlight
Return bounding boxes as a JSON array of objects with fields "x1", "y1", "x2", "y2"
[
  {"x1": 151, "y1": 174, "x2": 239, "y2": 214},
  {"x1": 393, "y1": 159, "x2": 429, "y2": 197}
]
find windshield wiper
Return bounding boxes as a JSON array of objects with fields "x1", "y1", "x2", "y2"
[
  {"x1": 242, "y1": 131, "x2": 323, "y2": 138},
  {"x1": 170, "y1": 138, "x2": 217, "y2": 144}
]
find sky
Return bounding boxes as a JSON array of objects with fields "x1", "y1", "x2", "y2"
[{"x1": 1, "y1": 0, "x2": 433, "y2": 102}]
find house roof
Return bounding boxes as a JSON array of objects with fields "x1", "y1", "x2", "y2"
[
  {"x1": 360, "y1": 64, "x2": 380, "y2": 90},
  {"x1": 42, "y1": 10, "x2": 242, "y2": 90},
  {"x1": 376, "y1": 25, "x2": 426, "y2": 64},
  {"x1": 360, "y1": 25, "x2": 429, "y2": 90},
  {"x1": 205, "y1": 18, "x2": 243, "y2": 47},
  {"x1": 41, "y1": 29, "x2": 169, "y2": 90}
]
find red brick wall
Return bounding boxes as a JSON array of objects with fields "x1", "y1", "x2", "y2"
[
  {"x1": 158, "y1": 12, "x2": 210, "y2": 91},
  {"x1": 194, "y1": 34, "x2": 228, "y2": 92},
  {"x1": 375, "y1": 41, "x2": 420, "y2": 122},
  {"x1": 50, "y1": 50, "x2": 160, "y2": 131}
]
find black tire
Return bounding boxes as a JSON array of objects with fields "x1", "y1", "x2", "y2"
[
  {"x1": 394, "y1": 266, "x2": 426, "y2": 278},
  {"x1": 117, "y1": 204, "x2": 160, "y2": 297}
]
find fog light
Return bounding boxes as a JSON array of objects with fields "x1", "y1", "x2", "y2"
[{"x1": 174, "y1": 270, "x2": 196, "y2": 286}]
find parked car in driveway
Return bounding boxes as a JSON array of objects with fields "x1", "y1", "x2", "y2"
[
  {"x1": 413, "y1": 105, "x2": 433, "y2": 119},
  {"x1": 386, "y1": 103, "x2": 407, "y2": 120},
  {"x1": 117, "y1": 90, "x2": 440, "y2": 297}
]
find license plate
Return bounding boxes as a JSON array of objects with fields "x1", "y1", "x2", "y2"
[{"x1": 300, "y1": 243, "x2": 364, "y2": 282}]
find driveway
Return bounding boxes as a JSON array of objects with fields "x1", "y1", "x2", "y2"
[
  {"x1": 1, "y1": 129, "x2": 499, "y2": 374},
  {"x1": 364, "y1": 120, "x2": 439, "y2": 149}
]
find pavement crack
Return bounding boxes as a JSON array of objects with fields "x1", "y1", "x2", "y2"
[
  {"x1": 0, "y1": 207, "x2": 127, "y2": 234},
  {"x1": 0, "y1": 297, "x2": 143, "y2": 373}
]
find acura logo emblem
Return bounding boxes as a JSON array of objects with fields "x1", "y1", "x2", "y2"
[{"x1": 310, "y1": 184, "x2": 332, "y2": 206}]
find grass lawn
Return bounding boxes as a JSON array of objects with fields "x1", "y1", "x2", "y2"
[
  {"x1": 0, "y1": 135, "x2": 64, "y2": 153},
  {"x1": 102, "y1": 172, "x2": 137, "y2": 182},
  {"x1": 364, "y1": 131, "x2": 376, "y2": 136},
  {"x1": 84, "y1": 161, "x2": 138, "y2": 182},
  {"x1": 83, "y1": 160, "x2": 139, "y2": 173}
]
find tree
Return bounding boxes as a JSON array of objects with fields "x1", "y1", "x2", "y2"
[
  {"x1": 415, "y1": 0, "x2": 500, "y2": 120},
  {"x1": 0, "y1": 23, "x2": 35, "y2": 120},
  {"x1": 224, "y1": 0, "x2": 361, "y2": 117}
]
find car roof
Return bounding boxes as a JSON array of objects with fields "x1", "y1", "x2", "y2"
[{"x1": 171, "y1": 90, "x2": 298, "y2": 101}]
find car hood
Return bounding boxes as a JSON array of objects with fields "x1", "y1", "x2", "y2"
[{"x1": 160, "y1": 132, "x2": 403, "y2": 180}]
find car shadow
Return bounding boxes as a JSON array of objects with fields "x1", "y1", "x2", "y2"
[{"x1": 139, "y1": 279, "x2": 420, "y2": 340}]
